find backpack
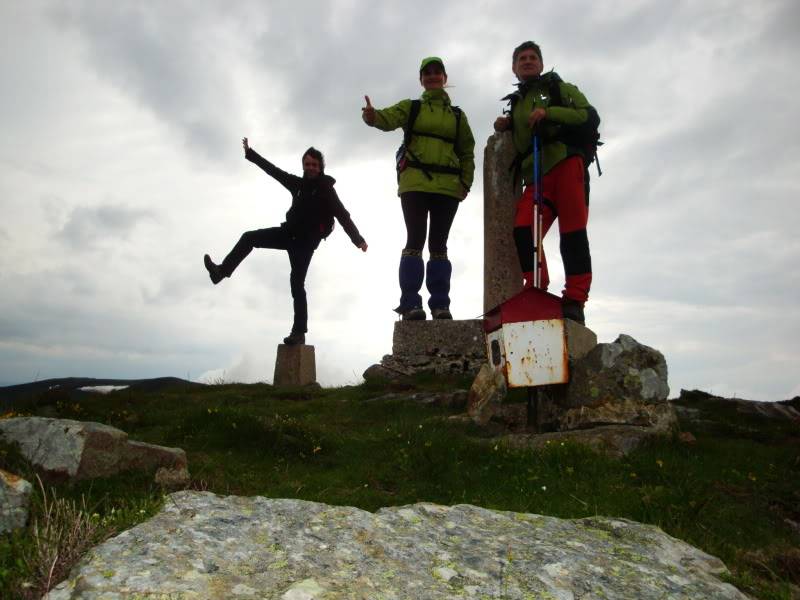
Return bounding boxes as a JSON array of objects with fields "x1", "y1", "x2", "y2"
[
  {"x1": 545, "y1": 74, "x2": 602, "y2": 176},
  {"x1": 396, "y1": 99, "x2": 463, "y2": 182}
]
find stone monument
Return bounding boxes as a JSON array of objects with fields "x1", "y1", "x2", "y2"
[
  {"x1": 484, "y1": 131, "x2": 523, "y2": 312},
  {"x1": 274, "y1": 344, "x2": 316, "y2": 386}
]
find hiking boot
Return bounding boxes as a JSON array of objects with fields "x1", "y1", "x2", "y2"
[
  {"x1": 561, "y1": 298, "x2": 585, "y2": 325},
  {"x1": 395, "y1": 306, "x2": 426, "y2": 321},
  {"x1": 203, "y1": 254, "x2": 224, "y2": 285},
  {"x1": 431, "y1": 307, "x2": 452, "y2": 320},
  {"x1": 283, "y1": 331, "x2": 306, "y2": 345}
]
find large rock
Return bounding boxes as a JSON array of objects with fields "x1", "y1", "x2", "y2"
[
  {"x1": 0, "y1": 417, "x2": 187, "y2": 483},
  {"x1": 47, "y1": 492, "x2": 747, "y2": 599},
  {"x1": 0, "y1": 468, "x2": 32, "y2": 534},
  {"x1": 552, "y1": 334, "x2": 675, "y2": 432}
]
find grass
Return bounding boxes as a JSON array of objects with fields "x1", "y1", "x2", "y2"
[{"x1": 1, "y1": 376, "x2": 798, "y2": 599}]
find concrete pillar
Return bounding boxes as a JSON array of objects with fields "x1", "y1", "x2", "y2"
[
  {"x1": 483, "y1": 131, "x2": 523, "y2": 313},
  {"x1": 274, "y1": 345, "x2": 316, "y2": 386}
]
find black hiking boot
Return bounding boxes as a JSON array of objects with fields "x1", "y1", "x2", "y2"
[
  {"x1": 283, "y1": 331, "x2": 306, "y2": 345},
  {"x1": 561, "y1": 298, "x2": 585, "y2": 325},
  {"x1": 203, "y1": 254, "x2": 225, "y2": 285},
  {"x1": 395, "y1": 306, "x2": 426, "y2": 321},
  {"x1": 431, "y1": 307, "x2": 452, "y2": 320}
]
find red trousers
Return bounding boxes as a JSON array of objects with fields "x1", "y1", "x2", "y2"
[{"x1": 513, "y1": 156, "x2": 592, "y2": 303}]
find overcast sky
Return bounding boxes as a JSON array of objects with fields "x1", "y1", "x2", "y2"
[{"x1": 1, "y1": 1, "x2": 798, "y2": 400}]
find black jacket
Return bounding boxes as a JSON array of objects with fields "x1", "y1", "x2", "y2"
[{"x1": 245, "y1": 148, "x2": 365, "y2": 246}]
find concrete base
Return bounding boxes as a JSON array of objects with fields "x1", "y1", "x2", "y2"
[
  {"x1": 274, "y1": 344, "x2": 316, "y2": 386},
  {"x1": 392, "y1": 319, "x2": 486, "y2": 357}
]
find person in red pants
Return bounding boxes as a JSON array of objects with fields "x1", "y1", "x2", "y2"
[{"x1": 494, "y1": 41, "x2": 598, "y2": 324}]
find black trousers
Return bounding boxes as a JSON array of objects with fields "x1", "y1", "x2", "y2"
[
  {"x1": 221, "y1": 226, "x2": 320, "y2": 334},
  {"x1": 400, "y1": 192, "x2": 459, "y2": 256}
]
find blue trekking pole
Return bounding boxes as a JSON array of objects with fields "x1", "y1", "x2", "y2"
[{"x1": 532, "y1": 129, "x2": 544, "y2": 289}]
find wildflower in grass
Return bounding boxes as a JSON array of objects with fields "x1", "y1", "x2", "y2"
[
  {"x1": 565, "y1": 467, "x2": 574, "y2": 475},
  {"x1": 312, "y1": 446, "x2": 322, "y2": 454},
  {"x1": 748, "y1": 472, "x2": 757, "y2": 481},
  {"x1": 541, "y1": 485, "x2": 547, "y2": 491},
  {"x1": 630, "y1": 472, "x2": 637, "y2": 478},
  {"x1": 656, "y1": 459, "x2": 664, "y2": 468}
]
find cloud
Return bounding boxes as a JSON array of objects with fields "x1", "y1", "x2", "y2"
[
  {"x1": 50, "y1": 3, "x2": 250, "y2": 161},
  {"x1": 56, "y1": 204, "x2": 156, "y2": 250}
]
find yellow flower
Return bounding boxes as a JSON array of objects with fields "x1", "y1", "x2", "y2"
[{"x1": 656, "y1": 460, "x2": 664, "y2": 468}]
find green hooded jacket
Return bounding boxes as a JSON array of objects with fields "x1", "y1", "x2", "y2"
[
  {"x1": 510, "y1": 71, "x2": 593, "y2": 185},
  {"x1": 371, "y1": 88, "x2": 475, "y2": 199}
]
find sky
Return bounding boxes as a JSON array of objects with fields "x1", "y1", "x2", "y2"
[{"x1": 1, "y1": 0, "x2": 798, "y2": 401}]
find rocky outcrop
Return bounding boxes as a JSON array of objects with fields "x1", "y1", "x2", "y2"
[
  {"x1": 468, "y1": 334, "x2": 678, "y2": 455},
  {"x1": 0, "y1": 468, "x2": 32, "y2": 533},
  {"x1": 364, "y1": 320, "x2": 487, "y2": 380},
  {"x1": 677, "y1": 389, "x2": 800, "y2": 422},
  {"x1": 0, "y1": 417, "x2": 188, "y2": 485},
  {"x1": 46, "y1": 492, "x2": 747, "y2": 599}
]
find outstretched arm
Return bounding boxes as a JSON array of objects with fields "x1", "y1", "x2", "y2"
[
  {"x1": 327, "y1": 185, "x2": 366, "y2": 249},
  {"x1": 242, "y1": 137, "x2": 298, "y2": 192}
]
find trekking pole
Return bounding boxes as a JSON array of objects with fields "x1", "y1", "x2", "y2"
[
  {"x1": 532, "y1": 130, "x2": 544, "y2": 289},
  {"x1": 528, "y1": 128, "x2": 545, "y2": 433}
]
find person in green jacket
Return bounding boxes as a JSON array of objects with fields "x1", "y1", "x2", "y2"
[
  {"x1": 362, "y1": 56, "x2": 475, "y2": 320},
  {"x1": 494, "y1": 41, "x2": 597, "y2": 324}
]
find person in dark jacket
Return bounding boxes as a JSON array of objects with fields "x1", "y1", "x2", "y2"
[{"x1": 204, "y1": 138, "x2": 368, "y2": 345}]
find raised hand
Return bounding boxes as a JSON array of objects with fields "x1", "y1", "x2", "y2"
[
  {"x1": 361, "y1": 95, "x2": 376, "y2": 126},
  {"x1": 242, "y1": 137, "x2": 250, "y2": 154}
]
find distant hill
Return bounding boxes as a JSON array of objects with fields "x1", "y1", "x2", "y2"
[{"x1": 0, "y1": 376, "x2": 204, "y2": 405}]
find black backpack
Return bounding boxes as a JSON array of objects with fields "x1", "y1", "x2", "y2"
[
  {"x1": 396, "y1": 99, "x2": 463, "y2": 181},
  {"x1": 545, "y1": 74, "x2": 602, "y2": 175}
]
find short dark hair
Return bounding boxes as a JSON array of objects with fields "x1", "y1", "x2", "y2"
[
  {"x1": 302, "y1": 147, "x2": 325, "y2": 173},
  {"x1": 513, "y1": 41, "x2": 542, "y2": 63}
]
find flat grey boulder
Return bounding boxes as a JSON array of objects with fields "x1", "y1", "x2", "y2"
[
  {"x1": 47, "y1": 492, "x2": 746, "y2": 599},
  {"x1": 0, "y1": 468, "x2": 32, "y2": 534},
  {"x1": 0, "y1": 417, "x2": 187, "y2": 483}
]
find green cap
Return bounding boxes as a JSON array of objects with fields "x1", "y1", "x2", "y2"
[{"x1": 419, "y1": 56, "x2": 446, "y2": 74}]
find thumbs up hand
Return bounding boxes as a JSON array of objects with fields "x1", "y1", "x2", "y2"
[{"x1": 362, "y1": 95, "x2": 376, "y2": 126}]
